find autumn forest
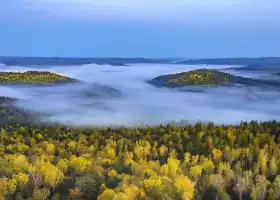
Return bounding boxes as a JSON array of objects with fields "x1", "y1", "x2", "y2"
[{"x1": 1, "y1": 121, "x2": 280, "y2": 200}]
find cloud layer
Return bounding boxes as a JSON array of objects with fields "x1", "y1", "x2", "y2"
[{"x1": 1, "y1": 0, "x2": 279, "y2": 22}]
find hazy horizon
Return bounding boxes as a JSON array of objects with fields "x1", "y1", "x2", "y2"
[{"x1": 1, "y1": 56, "x2": 280, "y2": 59}]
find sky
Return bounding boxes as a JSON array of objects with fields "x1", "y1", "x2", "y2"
[{"x1": 0, "y1": 0, "x2": 280, "y2": 58}]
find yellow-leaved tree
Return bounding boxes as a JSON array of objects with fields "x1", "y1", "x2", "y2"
[
  {"x1": 174, "y1": 175, "x2": 194, "y2": 200},
  {"x1": 167, "y1": 158, "x2": 180, "y2": 178},
  {"x1": 69, "y1": 155, "x2": 91, "y2": 174},
  {"x1": 258, "y1": 149, "x2": 267, "y2": 175},
  {"x1": 98, "y1": 189, "x2": 116, "y2": 200},
  {"x1": 123, "y1": 184, "x2": 145, "y2": 200},
  {"x1": 5, "y1": 154, "x2": 30, "y2": 173},
  {"x1": 38, "y1": 162, "x2": 64, "y2": 193},
  {"x1": 13, "y1": 173, "x2": 29, "y2": 192},
  {"x1": 0, "y1": 178, "x2": 17, "y2": 200},
  {"x1": 212, "y1": 148, "x2": 223, "y2": 164}
]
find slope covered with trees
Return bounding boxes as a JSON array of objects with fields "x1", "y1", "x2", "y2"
[
  {"x1": 0, "y1": 71, "x2": 77, "y2": 84},
  {"x1": 0, "y1": 96, "x2": 38, "y2": 126},
  {"x1": 148, "y1": 69, "x2": 280, "y2": 88},
  {"x1": 1, "y1": 120, "x2": 280, "y2": 199}
]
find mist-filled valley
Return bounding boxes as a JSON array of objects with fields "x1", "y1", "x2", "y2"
[
  {"x1": 3, "y1": 0, "x2": 280, "y2": 198},
  {"x1": 1, "y1": 62, "x2": 280, "y2": 126}
]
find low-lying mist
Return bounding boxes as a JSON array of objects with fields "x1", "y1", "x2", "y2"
[{"x1": 1, "y1": 63, "x2": 280, "y2": 127}]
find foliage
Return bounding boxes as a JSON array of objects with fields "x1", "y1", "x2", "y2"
[
  {"x1": 0, "y1": 120, "x2": 280, "y2": 199},
  {"x1": 75, "y1": 175, "x2": 98, "y2": 199},
  {"x1": 30, "y1": 188, "x2": 50, "y2": 200}
]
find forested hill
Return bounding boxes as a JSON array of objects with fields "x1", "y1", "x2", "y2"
[
  {"x1": 148, "y1": 69, "x2": 280, "y2": 88},
  {"x1": 0, "y1": 71, "x2": 77, "y2": 84}
]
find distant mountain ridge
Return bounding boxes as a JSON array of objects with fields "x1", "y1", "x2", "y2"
[
  {"x1": 0, "y1": 56, "x2": 173, "y2": 66},
  {"x1": 1, "y1": 56, "x2": 280, "y2": 70},
  {"x1": 174, "y1": 57, "x2": 280, "y2": 66},
  {"x1": 225, "y1": 63, "x2": 280, "y2": 72}
]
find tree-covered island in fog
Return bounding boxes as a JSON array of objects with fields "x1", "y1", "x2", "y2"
[
  {"x1": 148, "y1": 68, "x2": 280, "y2": 88},
  {"x1": 0, "y1": 71, "x2": 77, "y2": 84}
]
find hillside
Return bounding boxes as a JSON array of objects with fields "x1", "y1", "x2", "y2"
[
  {"x1": 0, "y1": 71, "x2": 77, "y2": 84},
  {"x1": 148, "y1": 68, "x2": 280, "y2": 88},
  {"x1": 0, "y1": 96, "x2": 37, "y2": 125}
]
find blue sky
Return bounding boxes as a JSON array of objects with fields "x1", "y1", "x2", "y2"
[{"x1": 0, "y1": 0, "x2": 280, "y2": 58}]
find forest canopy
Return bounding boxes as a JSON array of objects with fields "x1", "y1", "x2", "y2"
[{"x1": 0, "y1": 120, "x2": 280, "y2": 199}]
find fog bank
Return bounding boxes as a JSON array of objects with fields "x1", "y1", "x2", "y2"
[{"x1": 1, "y1": 63, "x2": 280, "y2": 126}]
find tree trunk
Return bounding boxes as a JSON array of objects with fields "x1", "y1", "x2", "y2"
[{"x1": 239, "y1": 192, "x2": 242, "y2": 200}]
